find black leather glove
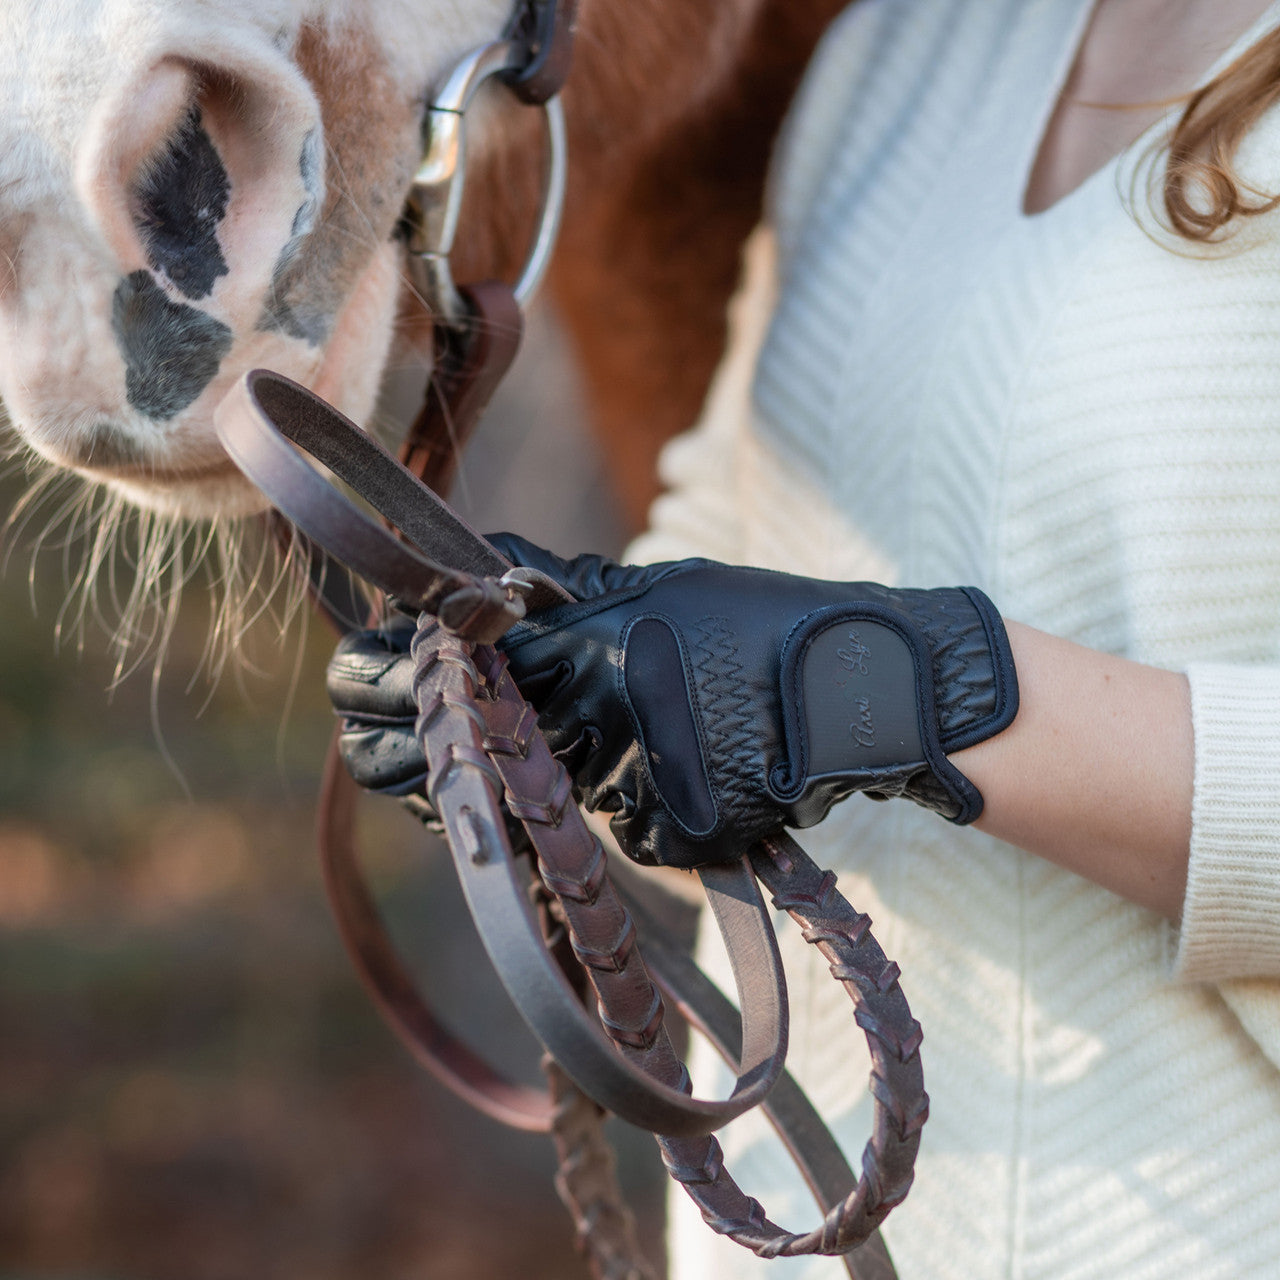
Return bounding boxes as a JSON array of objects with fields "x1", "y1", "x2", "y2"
[
  {"x1": 327, "y1": 535, "x2": 1019, "y2": 869},
  {"x1": 326, "y1": 613, "x2": 432, "y2": 798}
]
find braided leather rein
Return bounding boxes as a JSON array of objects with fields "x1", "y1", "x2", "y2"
[
  {"x1": 210, "y1": 4, "x2": 928, "y2": 1272},
  {"x1": 215, "y1": 370, "x2": 929, "y2": 1278},
  {"x1": 414, "y1": 620, "x2": 928, "y2": 1264}
]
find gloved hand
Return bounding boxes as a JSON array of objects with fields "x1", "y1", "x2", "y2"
[
  {"x1": 321, "y1": 611, "x2": 534, "y2": 847},
  {"x1": 327, "y1": 534, "x2": 1019, "y2": 869}
]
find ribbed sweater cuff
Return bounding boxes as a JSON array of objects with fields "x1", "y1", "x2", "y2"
[{"x1": 1170, "y1": 663, "x2": 1280, "y2": 982}]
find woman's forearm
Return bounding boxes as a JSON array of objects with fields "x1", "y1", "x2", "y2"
[{"x1": 949, "y1": 621, "x2": 1193, "y2": 920}]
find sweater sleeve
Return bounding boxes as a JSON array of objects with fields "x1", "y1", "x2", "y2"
[{"x1": 1167, "y1": 663, "x2": 1280, "y2": 981}]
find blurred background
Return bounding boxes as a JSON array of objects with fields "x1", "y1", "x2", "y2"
[{"x1": 0, "y1": 309, "x2": 678, "y2": 1280}]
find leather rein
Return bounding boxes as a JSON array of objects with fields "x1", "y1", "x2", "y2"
[{"x1": 219, "y1": 6, "x2": 927, "y2": 1276}]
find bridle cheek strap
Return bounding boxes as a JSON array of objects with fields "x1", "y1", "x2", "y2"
[{"x1": 400, "y1": 281, "x2": 524, "y2": 494}]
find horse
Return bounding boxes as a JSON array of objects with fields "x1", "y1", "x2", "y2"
[{"x1": 0, "y1": 0, "x2": 848, "y2": 538}]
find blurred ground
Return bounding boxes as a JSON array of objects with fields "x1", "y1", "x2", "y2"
[{"x1": 0, "y1": 310, "x2": 676, "y2": 1280}]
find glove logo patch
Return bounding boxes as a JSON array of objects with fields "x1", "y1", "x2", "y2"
[{"x1": 801, "y1": 619, "x2": 924, "y2": 774}]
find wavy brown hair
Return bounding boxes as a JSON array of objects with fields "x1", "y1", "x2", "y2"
[{"x1": 1164, "y1": 25, "x2": 1280, "y2": 240}]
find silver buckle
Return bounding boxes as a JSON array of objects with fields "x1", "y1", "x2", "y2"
[{"x1": 496, "y1": 567, "x2": 537, "y2": 601}]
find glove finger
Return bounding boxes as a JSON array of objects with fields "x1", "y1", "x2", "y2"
[
  {"x1": 327, "y1": 625, "x2": 418, "y2": 719},
  {"x1": 485, "y1": 532, "x2": 577, "y2": 583},
  {"x1": 336, "y1": 723, "x2": 429, "y2": 796},
  {"x1": 487, "y1": 532, "x2": 676, "y2": 600},
  {"x1": 500, "y1": 649, "x2": 573, "y2": 709}
]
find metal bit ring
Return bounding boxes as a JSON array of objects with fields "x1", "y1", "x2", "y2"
[{"x1": 404, "y1": 40, "x2": 568, "y2": 325}]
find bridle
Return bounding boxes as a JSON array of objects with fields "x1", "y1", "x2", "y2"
[{"x1": 221, "y1": 5, "x2": 925, "y2": 1277}]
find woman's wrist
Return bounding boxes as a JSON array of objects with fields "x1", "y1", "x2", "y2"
[{"x1": 948, "y1": 621, "x2": 1193, "y2": 920}]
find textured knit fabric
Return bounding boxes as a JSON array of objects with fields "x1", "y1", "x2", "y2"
[{"x1": 627, "y1": 1, "x2": 1280, "y2": 1276}]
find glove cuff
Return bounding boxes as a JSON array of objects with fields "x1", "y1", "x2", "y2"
[{"x1": 768, "y1": 589, "x2": 1018, "y2": 826}]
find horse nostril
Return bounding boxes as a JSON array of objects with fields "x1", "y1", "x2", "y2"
[
  {"x1": 132, "y1": 105, "x2": 230, "y2": 301},
  {"x1": 78, "y1": 52, "x2": 325, "y2": 328}
]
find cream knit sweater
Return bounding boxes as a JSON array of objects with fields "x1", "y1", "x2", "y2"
[{"x1": 628, "y1": 1, "x2": 1280, "y2": 1276}]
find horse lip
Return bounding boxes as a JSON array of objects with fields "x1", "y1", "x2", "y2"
[
  {"x1": 27, "y1": 426, "x2": 247, "y2": 490},
  {"x1": 68, "y1": 421, "x2": 156, "y2": 469},
  {"x1": 89, "y1": 455, "x2": 271, "y2": 519},
  {"x1": 56, "y1": 420, "x2": 245, "y2": 487},
  {"x1": 85, "y1": 456, "x2": 247, "y2": 486}
]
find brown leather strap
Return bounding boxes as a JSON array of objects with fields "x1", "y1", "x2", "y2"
[
  {"x1": 617, "y1": 869, "x2": 899, "y2": 1280},
  {"x1": 318, "y1": 736, "x2": 555, "y2": 1130},
  {"x1": 415, "y1": 621, "x2": 920, "y2": 1266},
  {"x1": 650, "y1": 834, "x2": 926, "y2": 1262},
  {"x1": 316, "y1": 747, "x2": 901, "y2": 1278},
  {"x1": 543, "y1": 1053, "x2": 657, "y2": 1280},
  {"x1": 215, "y1": 369, "x2": 562, "y2": 637},
  {"x1": 400, "y1": 282, "x2": 525, "y2": 493},
  {"x1": 217, "y1": 364, "x2": 918, "y2": 1272}
]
